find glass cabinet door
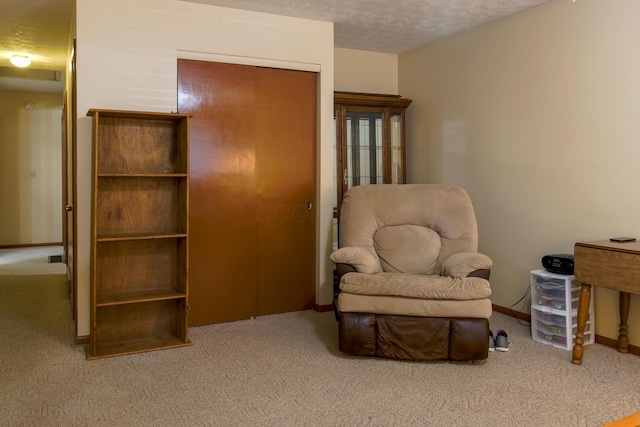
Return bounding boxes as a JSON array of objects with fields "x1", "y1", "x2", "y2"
[
  {"x1": 390, "y1": 112, "x2": 404, "y2": 184},
  {"x1": 334, "y1": 92, "x2": 412, "y2": 218},
  {"x1": 346, "y1": 110, "x2": 384, "y2": 187}
]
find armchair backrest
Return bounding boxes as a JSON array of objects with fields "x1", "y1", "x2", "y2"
[{"x1": 339, "y1": 184, "x2": 479, "y2": 275}]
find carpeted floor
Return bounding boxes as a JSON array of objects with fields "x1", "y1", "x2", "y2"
[
  {"x1": 0, "y1": 246, "x2": 66, "y2": 276},
  {"x1": 1, "y1": 248, "x2": 639, "y2": 426}
]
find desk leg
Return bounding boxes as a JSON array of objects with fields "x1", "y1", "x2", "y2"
[
  {"x1": 618, "y1": 291, "x2": 630, "y2": 353},
  {"x1": 572, "y1": 283, "x2": 592, "y2": 365}
]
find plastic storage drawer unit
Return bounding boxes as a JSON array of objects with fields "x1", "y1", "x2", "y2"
[{"x1": 530, "y1": 269, "x2": 595, "y2": 351}]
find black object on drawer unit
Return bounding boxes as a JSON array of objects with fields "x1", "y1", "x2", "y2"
[{"x1": 542, "y1": 254, "x2": 574, "y2": 275}]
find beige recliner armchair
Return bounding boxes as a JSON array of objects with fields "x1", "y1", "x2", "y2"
[{"x1": 331, "y1": 184, "x2": 493, "y2": 361}]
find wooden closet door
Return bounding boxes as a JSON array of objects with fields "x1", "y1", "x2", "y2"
[
  {"x1": 178, "y1": 59, "x2": 258, "y2": 326},
  {"x1": 177, "y1": 60, "x2": 316, "y2": 326},
  {"x1": 255, "y1": 67, "x2": 316, "y2": 315}
]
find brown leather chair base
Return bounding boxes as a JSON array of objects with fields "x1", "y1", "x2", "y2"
[{"x1": 339, "y1": 312, "x2": 489, "y2": 361}]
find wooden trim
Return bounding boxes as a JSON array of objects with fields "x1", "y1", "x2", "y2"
[
  {"x1": 334, "y1": 92, "x2": 412, "y2": 109},
  {"x1": 492, "y1": 304, "x2": 640, "y2": 356},
  {"x1": 314, "y1": 303, "x2": 334, "y2": 313},
  {"x1": 76, "y1": 335, "x2": 90, "y2": 345},
  {"x1": 595, "y1": 335, "x2": 640, "y2": 356},
  {"x1": 0, "y1": 242, "x2": 62, "y2": 249},
  {"x1": 492, "y1": 304, "x2": 531, "y2": 323}
]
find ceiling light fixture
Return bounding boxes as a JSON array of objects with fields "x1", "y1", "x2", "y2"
[{"x1": 10, "y1": 55, "x2": 31, "y2": 67}]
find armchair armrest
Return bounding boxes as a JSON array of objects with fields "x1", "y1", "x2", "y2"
[
  {"x1": 441, "y1": 252, "x2": 493, "y2": 279},
  {"x1": 336, "y1": 263, "x2": 357, "y2": 278},
  {"x1": 330, "y1": 247, "x2": 381, "y2": 274}
]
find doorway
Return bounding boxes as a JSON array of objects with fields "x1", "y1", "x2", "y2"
[
  {"x1": 178, "y1": 60, "x2": 317, "y2": 326},
  {"x1": 0, "y1": 246, "x2": 74, "y2": 347}
]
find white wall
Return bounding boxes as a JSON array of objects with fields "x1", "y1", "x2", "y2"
[
  {"x1": 0, "y1": 92, "x2": 62, "y2": 245},
  {"x1": 335, "y1": 48, "x2": 398, "y2": 95},
  {"x1": 76, "y1": 0, "x2": 334, "y2": 337},
  {"x1": 399, "y1": 0, "x2": 640, "y2": 346}
]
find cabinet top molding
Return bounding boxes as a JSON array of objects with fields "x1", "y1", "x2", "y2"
[
  {"x1": 334, "y1": 92, "x2": 412, "y2": 109},
  {"x1": 87, "y1": 108, "x2": 192, "y2": 120}
]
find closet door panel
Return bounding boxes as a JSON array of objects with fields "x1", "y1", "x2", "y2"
[
  {"x1": 178, "y1": 59, "x2": 258, "y2": 326},
  {"x1": 178, "y1": 60, "x2": 317, "y2": 325},
  {"x1": 255, "y1": 67, "x2": 316, "y2": 315}
]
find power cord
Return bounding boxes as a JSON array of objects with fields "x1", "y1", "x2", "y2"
[{"x1": 509, "y1": 284, "x2": 531, "y2": 326}]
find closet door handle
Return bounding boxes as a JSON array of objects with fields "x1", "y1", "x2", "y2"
[{"x1": 307, "y1": 201, "x2": 313, "y2": 211}]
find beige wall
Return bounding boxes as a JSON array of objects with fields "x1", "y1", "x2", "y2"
[
  {"x1": 75, "y1": 0, "x2": 334, "y2": 337},
  {"x1": 332, "y1": 48, "x2": 400, "y2": 248},
  {"x1": 0, "y1": 92, "x2": 62, "y2": 245},
  {"x1": 335, "y1": 48, "x2": 398, "y2": 94},
  {"x1": 399, "y1": 0, "x2": 640, "y2": 346}
]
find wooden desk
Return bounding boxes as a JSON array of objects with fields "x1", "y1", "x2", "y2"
[
  {"x1": 602, "y1": 411, "x2": 640, "y2": 427},
  {"x1": 572, "y1": 240, "x2": 640, "y2": 365}
]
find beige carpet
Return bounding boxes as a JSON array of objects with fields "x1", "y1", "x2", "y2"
[
  {"x1": 0, "y1": 246, "x2": 66, "y2": 276},
  {"x1": 1, "y1": 255, "x2": 639, "y2": 426}
]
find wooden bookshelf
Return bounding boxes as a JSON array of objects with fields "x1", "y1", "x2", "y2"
[{"x1": 87, "y1": 109, "x2": 191, "y2": 359}]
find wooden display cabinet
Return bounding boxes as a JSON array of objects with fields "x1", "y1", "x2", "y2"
[
  {"x1": 333, "y1": 92, "x2": 412, "y2": 216},
  {"x1": 87, "y1": 109, "x2": 191, "y2": 359}
]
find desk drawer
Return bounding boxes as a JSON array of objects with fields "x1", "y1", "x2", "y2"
[{"x1": 575, "y1": 243, "x2": 640, "y2": 293}]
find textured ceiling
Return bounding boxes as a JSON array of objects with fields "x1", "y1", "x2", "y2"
[
  {"x1": 0, "y1": 0, "x2": 554, "y2": 92},
  {"x1": 0, "y1": 0, "x2": 74, "y2": 92},
  {"x1": 182, "y1": 0, "x2": 553, "y2": 54}
]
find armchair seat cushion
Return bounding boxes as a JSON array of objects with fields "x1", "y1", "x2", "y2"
[
  {"x1": 338, "y1": 292, "x2": 492, "y2": 319},
  {"x1": 340, "y1": 272, "x2": 491, "y2": 300}
]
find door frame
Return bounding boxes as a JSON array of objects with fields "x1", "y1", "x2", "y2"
[
  {"x1": 64, "y1": 40, "x2": 79, "y2": 338},
  {"x1": 62, "y1": 93, "x2": 68, "y2": 268}
]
